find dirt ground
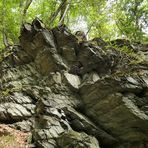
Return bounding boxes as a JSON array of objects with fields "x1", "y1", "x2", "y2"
[{"x1": 0, "y1": 124, "x2": 33, "y2": 148}]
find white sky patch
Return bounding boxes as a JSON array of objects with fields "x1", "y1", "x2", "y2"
[
  {"x1": 70, "y1": 16, "x2": 88, "y2": 34},
  {"x1": 106, "y1": 0, "x2": 116, "y2": 8},
  {"x1": 11, "y1": 8, "x2": 17, "y2": 13},
  {"x1": 142, "y1": 26, "x2": 148, "y2": 34},
  {"x1": 69, "y1": 0, "x2": 115, "y2": 34}
]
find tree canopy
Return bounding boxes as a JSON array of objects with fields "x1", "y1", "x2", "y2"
[{"x1": 0, "y1": 0, "x2": 147, "y2": 49}]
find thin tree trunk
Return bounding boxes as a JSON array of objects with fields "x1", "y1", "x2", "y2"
[
  {"x1": 59, "y1": 0, "x2": 71, "y2": 25},
  {"x1": 21, "y1": 0, "x2": 33, "y2": 29},
  {"x1": 19, "y1": 0, "x2": 24, "y2": 8},
  {"x1": 2, "y1": 0, "x2": 9, "y2": 47},
  {"x1": 49, "y1": 0, "x2": 67, "y2": 26},
  {"x1": 2, "y1": 29, "x2": 9, "y2": 47},
  {"x1": 86, "y1": 22, "x2": 95, "y2": 36}
]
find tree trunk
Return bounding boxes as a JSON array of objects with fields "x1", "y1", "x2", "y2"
[
  {"x1": 59, "y1": 0, "x2": 71, "y2": 25},
  {"x1": 1, "y1": 0, "x2": 10, "y2": 47},
  {"x1": 2, "y1": 29, "x2": 9, "y2": 47},
  {"x1": 20, "y1": 0, "x2": 33, "y2": 30},
  {"x1": 49, "y1": 0, "x2": 67, "y2": 26}
]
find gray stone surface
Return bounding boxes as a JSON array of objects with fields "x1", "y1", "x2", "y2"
[{"x1": 0, "y1": 19, "x2": 148, "y2": 148}]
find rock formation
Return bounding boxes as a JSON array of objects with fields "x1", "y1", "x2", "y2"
[{"x1": 0, "y1": 19, "x2": 148, "y2": 148}]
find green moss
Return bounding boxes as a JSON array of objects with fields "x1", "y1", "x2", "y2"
[
  {"x1": 1, "y1": 89, "x2": 11, "y2": 96},
  {"x1": 107, "y1": 43, "x2": 144, "y2": 59},
  {"x1": 0, "y1": 54, "x2": 3, "y2": 63},
  {"x1": 1, "y1": 87, "x2": 22, "y2": 96},
  {"x1": 0, "y1": 135, "x2": 20, "y2": 148},
  {"x1": 0, "y1": 49, "x2": 14, "y2": 64},
  {"x1": 0, "y1": 134, "x2": 15, "y2": 142},
  {"x1": 107, "y1": 44, "x2": 146, "y2": 68}
]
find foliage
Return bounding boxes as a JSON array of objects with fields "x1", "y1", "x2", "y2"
[
  {"x1": 0, "y1": 0, "x2": 147, "y2": 49},
  {"x1": 113, "y1": 0, "x2": 148, "y2": 42}
]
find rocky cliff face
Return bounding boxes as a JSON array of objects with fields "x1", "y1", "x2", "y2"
[{"x1": 0, "y1": 19, "x2": 148, "y2": 148}]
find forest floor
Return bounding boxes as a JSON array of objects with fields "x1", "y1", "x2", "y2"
[{"x1": 0, "y1": 124, "x2": 32, "y2": 148}]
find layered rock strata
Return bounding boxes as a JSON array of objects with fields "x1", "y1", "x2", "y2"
[{"x1": 0, "y1": 19, "x2": 148, "y2": 148}]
